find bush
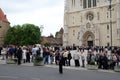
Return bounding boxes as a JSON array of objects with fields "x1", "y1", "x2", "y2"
[
  {"x1": 89, "y1": 61, "x2": 95, "y2": 65},
  {"x1": 34, "y1": 56, "x2": 44, "y2": 66},
  {"x1": 34, "y1": 56, "x2": 43, "y2": 62}
]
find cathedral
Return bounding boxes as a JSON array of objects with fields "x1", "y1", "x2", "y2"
[
  {"x1": 0, "y1": 8, "x2": 10, "y2": 45},
  {"x1": 63, "y1": 0, "x2": 120, "y2": 47}
]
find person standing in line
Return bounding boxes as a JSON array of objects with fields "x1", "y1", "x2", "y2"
[
  {"x1": 50, "y1": 50, "x2": 54, "y2": 64},
  {"x1": 8, "y1": 46, "x2": 15, "y2": 59},
  {"x1": 22, "y1": 46, "x2": 27, "y2": 63},
  {"x1": 81, "y1": 51, "x2": 85, "y2": 67},
  {"x1": 32, "y1": 45, "x2": 38, "y2": 62},
  {"x1": 0, "y1": 46, "x2": 2, "y2": 57},
  {"x1": 16, "y1": 46, "x2": 22, "y2": 65},
  {"x1": 26, "y1": 48, "x2": 30, "y2": 63},
  {"x1": 55, "y1": 50, "x2": 60, "y2": 65},
  {"x1": 44, "y1": 47, "x2": 50, "y2": 64},
  {"x1": 59, "y1": 52, "x2": 64, "y2": 74},
  {"x1": 62, "y1": 50, "x2": 68, "y2": 66},
  {"x1": 1, "y1": 46, "x2": 7, "y2": 60},
  {"x1": 67, "y1": 51, "x2": 72, "y2": 66},
  {"x1": 73, "y1": 50, "x2": 80, "y2": 67}
]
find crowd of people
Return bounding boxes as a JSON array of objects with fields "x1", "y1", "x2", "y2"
[{"x1": 0, "y1": 45, "x2": 120, "y2": 70}]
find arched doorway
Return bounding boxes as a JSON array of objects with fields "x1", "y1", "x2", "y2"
[{"x1": 82, "y1": 31, "x2": 95, "y2": 46}]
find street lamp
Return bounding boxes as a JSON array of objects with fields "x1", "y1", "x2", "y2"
[
  {"x1": 40, "y1": 25, "x2": 44, "y2": 45},
  {"x1": 40, "y1": 25, "x2": 44, "y2": 36},
  {"x1": 108, "y1": 0, "x2": 112, "y2": 47}
]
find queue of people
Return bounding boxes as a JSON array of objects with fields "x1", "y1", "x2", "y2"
[{"x1": 0, "y1": 45, "x2": 120, "y2": 71}]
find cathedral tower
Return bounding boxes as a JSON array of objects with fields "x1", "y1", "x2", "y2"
[{"x1": 63, "y1": 0, "x2": 120, "y2": 46}]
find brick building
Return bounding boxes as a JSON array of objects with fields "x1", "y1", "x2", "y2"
[
  {"x1": 0, "y1": 8, "x2": 10, "y2": 45},
  {"x1": 42, "y1": 28, "x2": 63, "y2": 46}
]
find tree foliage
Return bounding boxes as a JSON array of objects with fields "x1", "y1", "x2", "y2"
[{"x1": 4, "y1": 23, "x2": 41, "y2": 46}]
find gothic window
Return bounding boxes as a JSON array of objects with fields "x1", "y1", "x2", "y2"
[
  {"x1": 93, "y1": 0, "x2": 96, "y2": 7},
  {"x1": 72, "y1": 0, "x2": 73, "y2": 7},
  {"x1": 73, "y1": 30, "x2": 75, "y2": 36},
  {"x1": 88, "y1": 0, "x2": 91, "y2": 8},
  {"x1": 86, "y1": 23, "x2": 91, "y2": 28},
  {"x1": 97, "y1": 12, "x2": 99, "y2": 20},
  {"x1": 117, "y1": 29, "x2": 120, "y2": 35},
  {"x1": 107, "y1": 12, "x2": 109, "y2": 18},
  {"x1": 83, "y1": 0, "x2": 97, "y2": 9},
  {"x1": 107, "y1": 25, "x2": 109, "y2": 30},
  {"x1": 73, "y1": 16, "x2": 75, "y2": 24},
  {"x1": 83, "y1": 0, "x2": 87, "y2": 8},
  {"x1": 107, "y1": 43, "x2": 110, "y2": 46},
  {"x1": 80, "y1": 0, "x2": 82, "y2": 6},
  {"x1": 0, "y1": 26, "x2": 1, "y2": 28},
  {"x1": 72, "y1": 0, "x2": 76, "y2": 7},
  {"x1": 81, "y1": 16, "x2": 82, "y2": 22},
  {"x1": 86, "y1": 13, "x2": 94, "y2": 21},
  {"x1": 77, "y1": 32, "x2": 80, "y2": 39},
  {"x1": 74, "y1": 0, "x2": 76, "y2": 6},
  {"x1": 107, "y1": 25, "x2": 109, "y2": 34}
]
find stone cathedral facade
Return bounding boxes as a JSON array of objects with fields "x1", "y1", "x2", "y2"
[{"x1": 63, "y1": 0, "x2": 120, "y2": 47}]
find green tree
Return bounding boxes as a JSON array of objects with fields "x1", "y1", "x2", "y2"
[
  {"x1": 4, "y1": 23, "x2": 41, "y2": 46},
  {"x1": 44, "y1": 42, "x2": 52, "y2": 47}
]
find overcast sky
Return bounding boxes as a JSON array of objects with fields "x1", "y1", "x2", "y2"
[{"x1": 0, "y1": 0, "x2": 64, "y2": 36}]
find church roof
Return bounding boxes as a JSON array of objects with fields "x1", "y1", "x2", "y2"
[
  {"x1": 42, "y1": 37, "x2": 62, "y2": 45},
  {"x1": 0, "y1": 8, "x2": 9, "y2": 23},
  {"x1": 59, "y1": 27, "x2": 64, "y2": 33}
]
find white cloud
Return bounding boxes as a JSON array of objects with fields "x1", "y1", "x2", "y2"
[{"x1": 0, "y1": 0, "x2": 64, "y2": 36}]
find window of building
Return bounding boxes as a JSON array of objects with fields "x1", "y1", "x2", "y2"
[
  {"x1": 77, "y1": 32, "x2": 80, "y2": 39},
  {"x1": 88, "y1": 0, "x2": 91, "y2": 8},
  {"x1": 80, "y1": 0, "x2": 82, "y2": 6},
  {"x1": 107, "y1": 25, "x2": 109, "y2": 30},
  {"x1": 107, "y1": 36, "x2": 109, "y2": 38},
  {"x1": 83, "y1": 0, "x2": 87, "y2": 8},
  {"x1": 117, "y1": 29, "x2": 120, "y2": 35},
  {"x1": 72, "y1": 0, "x2": 74, "y2": 7},
  {"x1": 86, "y1": 13, "x2": 94, "y2": 21},
  {"x1": 72, "y1": 0, "x2": 76, "y2": 7},
  {"x1": 107, "y1": 42, "x2": 110, "y2": 46},
  {"x1": 74, "y1": 0, "x2": 76, "y2": 6},
  {"x1": 83, "y1": 0, "x2": 96, "y2": 9},
  {"x1": 93, "y1": 0, "x2": 96, "y2": 7},
  {"x1": 73, "y1": 16, "x2": 75, "y2": 24},
  {"x1": 97, "y1": 12, "x2": 99, "y2": 20},
  {"x1": 107, "y1": 12, "x2": 109, "y2": 18},
  {"x1": 81, "y1": 16, "x2": 82, "y2": 22},
  {"x1": 0, "y1": 26, "x2": 1, "y2": 28},
  {"x1": 73, "y1": 30, "x2": 75, "y2": 36},
  {"x1": 86, "y1": 23, "x2": 91, "y2": 28},
  {"x1": 107, "y1": 25, "x2": 109, "y2": 34}
]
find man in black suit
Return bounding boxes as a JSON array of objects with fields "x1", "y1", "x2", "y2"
[
  {"x1": 0, "y1": 46, "x2": 2, "y2": 56},
  {"x1": 59, "y1": 53, "x2": 64, "y2": 74}
]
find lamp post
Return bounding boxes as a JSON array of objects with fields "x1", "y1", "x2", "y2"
[
  {"x1": 108, "y1": 0, "x2": 112, "y2": 47},
  {"x1": 40, "y1": 25, "x2": 44, "y2": 36},
  {"x1": 40, "y1": 25, "x2": 44, "y2": 45}
]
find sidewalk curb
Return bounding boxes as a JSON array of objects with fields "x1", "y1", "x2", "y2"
[{"x1": 0, "y1": 60, "x2": 117, "y2": 74}]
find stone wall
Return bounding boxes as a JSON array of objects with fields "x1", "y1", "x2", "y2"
[{"x1": 0, "y1": 21, "x2": 10, "y2": 45}]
